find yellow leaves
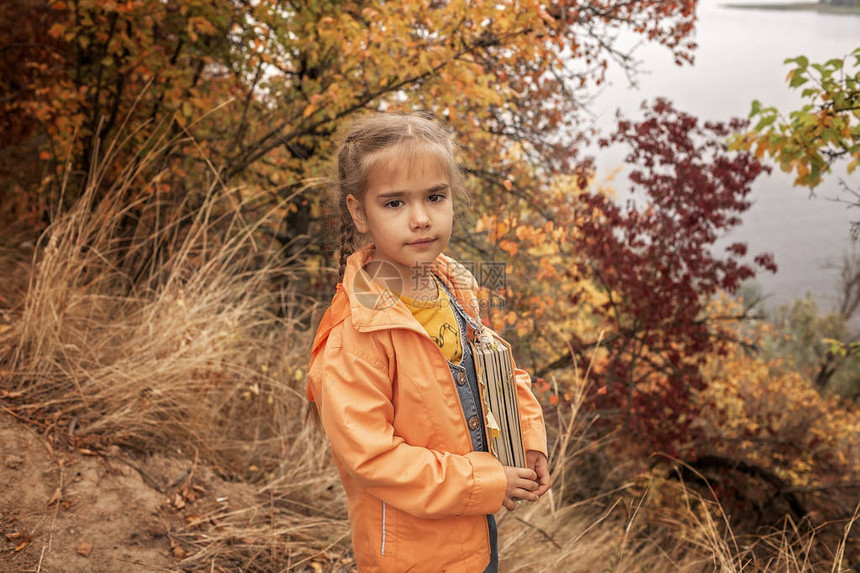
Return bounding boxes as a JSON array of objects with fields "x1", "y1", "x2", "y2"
[
  {"x1": 475, "y1": 214, "x2": 514, "y2": 243},
  {"x1": 498, "y1": 239, "x2": 518, "y2": 257},
  {"x1": 515, "y1": 316, "x2": 534, "y2": 338},
  {"x1": 48, "y1": 22, "x2": 67, "y2": 39},
  {"x1": 537, "y1": 7, "x2": 557, "y2": 28},
  {"x1": 794, "y1": 160, "x2": 810, "y2": 180},
  {"x1": 493, "y1": 218, "x2": 510, "y2": 238},
  {"x1": 302, "y1": 93, "x2": 325, "y2": 119},
  {"x1": 188, "y1": 16, "x2": 217, "y2": 39},
  {"x1": 536, "y1": 257, "x2": 556, "y2": 282},
  {"x1": 474, "y1": 215, "x2": 487, "y2": 233}
]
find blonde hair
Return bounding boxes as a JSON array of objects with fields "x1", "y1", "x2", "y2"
[{"x1": 334, "y1": 112, "x2": 465, "y2": 282}]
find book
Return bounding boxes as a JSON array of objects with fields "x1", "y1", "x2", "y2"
[{"x1": 471, "y1": 332, "x2": 526, "y2": 468}]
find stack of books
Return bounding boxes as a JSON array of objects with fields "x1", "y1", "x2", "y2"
[{"x1": 472, "y1": 333, "x2": 526, "y2": 468}]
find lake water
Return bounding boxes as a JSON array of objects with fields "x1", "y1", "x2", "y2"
[{"x1": 590, "y1": 0, "x2": 860, "y2": 318}]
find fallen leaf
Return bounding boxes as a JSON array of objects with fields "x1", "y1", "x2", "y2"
[
  {"x1": 172, "y1": 544, "x2": 187, "y2": 559},
  {"x1": 310, "y1": 563, "x2": 324, "y2": 573},
  {"x1": 77, "y1": 541, "x2": 93, "y2": 557},
  {"x1": 172, "y1": 493, "x2": 185, "y2": 509},
  {"x1": 14, "y1": 538, "x2": 29, "y2": 552}
]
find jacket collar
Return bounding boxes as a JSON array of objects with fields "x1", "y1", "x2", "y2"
[{"x1": 311, "y1": 244, "x2": 483, "y2": 356}]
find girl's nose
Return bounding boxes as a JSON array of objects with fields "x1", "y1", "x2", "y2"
[{"x1": 410, "y1": 205, "x2": 430, "y2": 229}]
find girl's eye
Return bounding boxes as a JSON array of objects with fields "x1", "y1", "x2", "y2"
[
  {"x1": 384, "y1": 200, "x2": 404, "y2": 208},
  {"x1": 428, "y1": 193, "x2": 446, "y2": 203}
]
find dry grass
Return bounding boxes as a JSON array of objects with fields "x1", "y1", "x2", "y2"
[
  {"x1": 0, "y1": 132, "x2": 856, "y2": 571},
  {"x1": 5, "y1": 163, "x2": 299, "y2": 465},
  {"x1": 499, "y1": 350, "x2": 858, "y2": 573},
  {"x1": 0, "y1": 129, "x2": 353, "y2": 568},
  {"x1": 499, "y1": 465, "x2": 858, "y2": 573}
]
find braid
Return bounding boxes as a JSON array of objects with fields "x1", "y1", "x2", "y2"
[
  {"x1": 336, "y1": 139, "x2": 358, "y2": 283},
  {"x1": 337, "y1": 192, "x2": 356, "y2": 283}
]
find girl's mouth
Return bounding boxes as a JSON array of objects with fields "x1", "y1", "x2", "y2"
[{"x1": 407, "y1": 238, "x2": 435, "y2": 247}]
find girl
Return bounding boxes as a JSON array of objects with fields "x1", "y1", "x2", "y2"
[{"x1": 306, "y1": 112, "x2": 550, "y2": 572}]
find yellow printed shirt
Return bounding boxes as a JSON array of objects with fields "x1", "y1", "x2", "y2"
[{"x1": 397, "y1": 277, "x2": 463, "y2": 364}]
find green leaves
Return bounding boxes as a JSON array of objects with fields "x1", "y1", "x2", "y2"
[{"x1": 734, "y1": 49, "x2": 860, "y2": 188}]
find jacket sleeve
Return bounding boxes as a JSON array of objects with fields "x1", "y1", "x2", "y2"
[
  {"x1": 310, "y1": 341, "x2": 507, "y2": 519},
  {"x1": 513, "y1": 366, "x2": 548, "y2": 457}
]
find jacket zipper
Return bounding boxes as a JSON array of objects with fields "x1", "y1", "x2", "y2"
[
  {"x1": 355, "y1": 294, "x2": 484, "y2": 450},
  {"x1": 381, "y1": 501, "x2": 387, "y2": 555}
]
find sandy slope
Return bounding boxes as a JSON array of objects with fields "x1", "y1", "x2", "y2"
[{"x1": 0, "y1": 411, "x2": 262, "y2": 572}]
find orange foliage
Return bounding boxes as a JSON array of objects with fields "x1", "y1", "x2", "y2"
[{"x1": 699, "y1": 299, "x2": 860, "y2": 489}]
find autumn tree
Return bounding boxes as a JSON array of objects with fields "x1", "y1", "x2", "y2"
[
  {"x1": 525, "y1": 99, "x2": 778, "y2": 456},
  {"x1": 0, "y1": 1, "x2": 700, "y2": 247}
]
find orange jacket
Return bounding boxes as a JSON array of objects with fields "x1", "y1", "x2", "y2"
[{"x1": 307, "y1": 245, "x2": 548, "y2": 572}]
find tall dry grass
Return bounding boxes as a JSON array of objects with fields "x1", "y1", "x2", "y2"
[
  {"x1": 5, "y1": 140, "x2": 298, "y2": 464},
  {"x1": 499, "y1": 418, "x2": 858, "y2": 572},
  {"x1": 499, "y1": 360, "x2": 858, "y2": 573},
  {"x1": 0, "y1": 127, "x2": 354, "y2": 568},
  {"x1": 0, "y1": 128, "x2": 856, "y2": 571}
]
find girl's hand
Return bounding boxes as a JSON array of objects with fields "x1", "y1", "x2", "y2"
[
  {"x1": 502, "y1": 466, "x2": 538, "y2": 510},
  {"x1": 526, "y1": 450, "x2": 551, "y2": 498}
]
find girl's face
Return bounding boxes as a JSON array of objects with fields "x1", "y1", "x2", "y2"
[{"x1": 346, "y1": 151, "x2": 454, "y2": 291}]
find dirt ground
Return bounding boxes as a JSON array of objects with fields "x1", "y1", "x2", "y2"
[{"x1": 0, "y1": 411, "x2": 260, "y2": 573}]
